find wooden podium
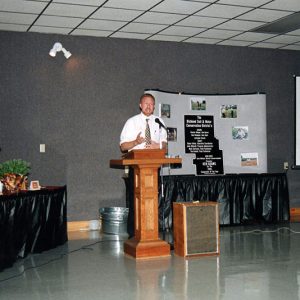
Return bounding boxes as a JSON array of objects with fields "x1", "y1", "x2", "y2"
[{"x1": 110, "y1": 149, "x2": 181, "y2": 259}]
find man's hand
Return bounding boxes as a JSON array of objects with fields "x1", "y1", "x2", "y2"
[
  {"x1": 120, "y1": 132, "x2": 145, "y2": 152},
  {"x1": 135, "y1": 132, "x2": 145, "y2": 145}
]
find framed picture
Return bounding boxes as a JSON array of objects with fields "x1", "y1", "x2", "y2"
[
  {"x1": 220, "y1": 104, "x2": 237, "y2": 118},
  {"x1": 232, "y1": 126, "x2": 248, "y2": 140},
  {"x1": 190, "y1": 98, "x2": 206, "y2": 111},
  {"x1": 241, "y1": 153, "x2": 259, "y2": 167},
  {"x1": 30, "y1": 180, "x2": 41, "y2": 190},
  {"x1": 160, "y1": 103, "x2": 171, "y2": 118},
  {"x1": 167, "y1": 127, "x2": 177, "y2": 142}
]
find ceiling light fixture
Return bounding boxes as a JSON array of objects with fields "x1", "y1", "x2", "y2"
[{"x1": 49, "y1": 42, "x2": 72, "y2": 59}]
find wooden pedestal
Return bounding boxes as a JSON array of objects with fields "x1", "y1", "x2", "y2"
[{"x1": 110, "y1": 149, "x2": 181, "y2": 259}]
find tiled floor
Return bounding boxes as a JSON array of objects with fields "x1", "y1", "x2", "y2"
[{"x1": 1, "y1": 223, "x2": 300, "y2": 300}]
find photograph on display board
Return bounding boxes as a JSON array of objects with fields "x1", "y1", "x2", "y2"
[
  {"x1": 241, "y1": 152, "x2": 259, "y2": 166},
  {"x1": 160, "y1": 103, "x2": 171, "y2": 118},
  {"x1": 190, "y1": 98, "x2": 206, "y2": 111},
  {"x1": 167, "y1": 127, "x2": 177, "y2": 142},
  {"x1": 220, "y1": 104, "x2": 237, "y2": 118},
  {"x1": 232, "y1": 126, "x2": 248, "y2": 140}
]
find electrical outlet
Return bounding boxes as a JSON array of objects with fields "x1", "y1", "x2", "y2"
[{"x1": 284, "y1": 162, "x2": 289, "y2": 170}]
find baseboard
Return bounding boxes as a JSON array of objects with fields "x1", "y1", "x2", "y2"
[
  {"x1": 67, "y1": 220, "x2": 103, "y2": 240},
  {"x1": 290, "y1": 208, "x2": 300, "y2": 222},
  {"x1": 67, "y1": 221, "x2": 90, "y2": 232},
  {"x1": 69, "y1": 210, "x2": 300, "y2": 229}
]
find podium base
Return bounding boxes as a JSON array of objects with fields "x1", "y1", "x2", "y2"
[{"x1": 124, "y1": 238, "x2": 170, "y2": 259}]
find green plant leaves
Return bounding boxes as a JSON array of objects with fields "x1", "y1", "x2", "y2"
[{"x1": 0, "y1": 159, "x2": 31, "y2": 178}]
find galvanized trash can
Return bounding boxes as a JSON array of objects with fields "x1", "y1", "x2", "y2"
[{"x1": 99, "y1": 207, "x2": 129, "y2": 234}]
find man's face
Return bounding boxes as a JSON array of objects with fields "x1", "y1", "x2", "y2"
[{"x1": 140, "y1": 96, "x2": 155, "y2": 117}]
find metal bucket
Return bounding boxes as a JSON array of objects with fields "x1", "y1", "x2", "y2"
[{"x1": 99, "y1": 207, "x2": 129, "y2": 234}]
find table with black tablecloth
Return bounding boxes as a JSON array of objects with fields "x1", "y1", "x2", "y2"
[
  {"x1": 0, "y1": 186, "x2": 68, "y2": 271},
  {"x1": 155, "y1": 173, "x2": 290, "y2": 229}
]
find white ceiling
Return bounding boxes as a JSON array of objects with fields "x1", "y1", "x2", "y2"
[{"x1": 1, "y1": 0, "x2": 300, "y2": 51}]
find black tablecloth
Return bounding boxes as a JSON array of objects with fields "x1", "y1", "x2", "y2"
[
  {"x1": 0, "y1": 186, "x2": 68, "y2": 271},
  {"x1": 157, "y1": 174, "x2": 290, "y2": 229}
]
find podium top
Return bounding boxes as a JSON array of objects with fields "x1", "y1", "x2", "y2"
[
  {"x1": 110, "y1": 149, "x2": 182, "y2": 168},
  {"x1": 123, "y1": 149, "x2": 166, "y2": 159}
]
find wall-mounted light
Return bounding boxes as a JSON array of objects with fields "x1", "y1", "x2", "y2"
[{"x1": 49, "y1": 42, "x2": 72, "y2": 59}]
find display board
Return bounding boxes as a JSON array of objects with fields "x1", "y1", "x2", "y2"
[{"x1": 148, "y1": 89, "x2": 267, "y2": 175}]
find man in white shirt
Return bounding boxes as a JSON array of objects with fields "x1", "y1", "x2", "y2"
[
  {"x1": 120, "y1": 93, "x2": 167, "y2": 152},
  {"x1": 120, "y1": 93, "x2": 167, "y2": 238}
]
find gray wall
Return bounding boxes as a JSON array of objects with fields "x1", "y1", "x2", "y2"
[{"x1": 1, "y1": 31, "x2": 300, "y2": 221}]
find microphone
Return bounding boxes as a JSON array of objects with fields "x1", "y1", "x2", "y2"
[{"x1": 155, "y1": 118, "x2": 167, "y2": 130}]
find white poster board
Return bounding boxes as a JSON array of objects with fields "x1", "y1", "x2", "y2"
[{"x1": 148, "y1": 90, "x2": 267, "y2": 175}]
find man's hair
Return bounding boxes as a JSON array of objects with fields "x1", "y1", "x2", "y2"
[{"x1": 140, "y1": 93, "x2": 155, "y2": 103}]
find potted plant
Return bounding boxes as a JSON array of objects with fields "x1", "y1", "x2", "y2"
[{"x1": 0, "y1": 159, "x2": 31, "y2": 193}]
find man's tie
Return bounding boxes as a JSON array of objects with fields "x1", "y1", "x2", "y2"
[{"x1": 145, "y1": 119, "x2": 151, "y2": 145}]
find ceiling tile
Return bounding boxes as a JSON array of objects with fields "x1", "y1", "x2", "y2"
[
  {"x1": 262, "y1": 0, "x2": 300, "y2": 11},
  {"x1": 281, "y1": 44, "x2": 300, "y2": 50},
  {"x1": 232, "y1": 31, "x2": 276, "y2": 41},
  {"x1": 0, "y1": 23, "x2": 28, "y2": 31},
  {"x1": 79, "y1": 19, "x2": 126, "y2": 30},
  {"x1": 111, "y1": 31, "x2": 151, "y2": 39},
  {"x1": 159, "y1": 25, "x2": 206, "y2": 36},
  {"x1": 151, "y1": 0, "x2": 210, "y2": 14},
  {"x1": 44, "y1": 3, "x2": 97, "y2": 18},
  {"x1": 196, "y1": 4, "x2": 252, "y2": 18},
  {"x1": 0, "y1": 12, "x2": 37, "y2": 24},
  {"x1": 35, "y1": 15, "x2": 84, "y2": 27},
  {"x1": 184, "y1": 37, "x2": 222, "y2": 44},
  {"x1": 148, "y1": 34, "x2": 187, "y2": 42},
  {"x1": 216, "y1": 19, "x2": 265, "y2": 31},
  {"x1": 91, "y1": 7, "x2": 143, "y2": 21},
  {"x1": 104, "y1": 0, "x2": 162, "y2": 10},
  {"x1": 0, "y1": 0, "x2": 47, "y2": 13},
  {"x1": 217, "y1": 0, "x2": 271, "y2": 7},
  {"x1": 287, "y1": 28, "x2": 300, "y2": 36},
  {"x1": 264, "y1": 34, "x2": 300, "y2": 44},
  {"x1": 120, "y1": 22, "x2": 167, "y2": 34},
  {"x1": 177, "y1": 15, "x2": 227, "y2": 28},
  {"x1": 186, "y1": 0, "x2": 216, "y2": 2},
  {"x1": 195, "y1": 28, "x2": 242, "y2": 39},
  {"x1": 53, "y1": 0, "x2": 106, "y2": 5},
  {"x1": 218, "y1": 40, "x2": 254, "y2": 46},
  {"x1": 134, "y1": 12, "x2": 187, "y2": 25},
  {"x1": 251, "y1": 11, "x2": 300, "y2": 34},
  {"x1": 0, "y1": 0, "x2": 300, "y2": 52},
  {"x1": 30, "y1": 26, "x2": 72, "y2": 34},
  {"x1": 249, "y1": 42, "x2": 285, "y2": 48},
  {"x1": 237, "y1": 8, "x2": 293, "y2": 22},
  {"x1": 71, "y1": 28, "x2": 112, "y2": 37}
]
